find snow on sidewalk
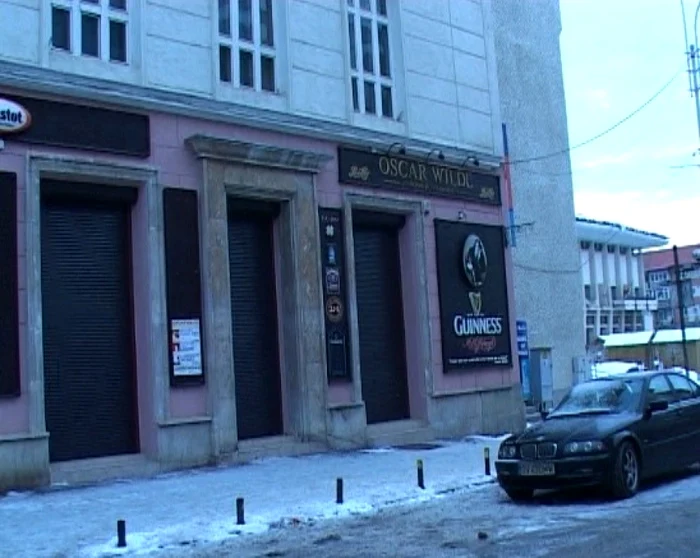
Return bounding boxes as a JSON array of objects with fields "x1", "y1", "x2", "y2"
[{"x1": 0, "y1": 435, "x2": 507, "y2": 557}]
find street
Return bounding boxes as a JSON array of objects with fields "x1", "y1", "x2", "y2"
[{"x1": 166, "y1": 469, "x2": 700, "y2": 558}]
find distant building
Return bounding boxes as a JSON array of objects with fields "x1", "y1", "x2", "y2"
[
  {"x1": 601, "y1": 327, "x2": 700, "y2": 374},
  {"x1": 644, "y1": 244, "x2": 700, "y2": 329},
  {"x1": 576, "y1": 217, "x2": 668, "y2": 348}
]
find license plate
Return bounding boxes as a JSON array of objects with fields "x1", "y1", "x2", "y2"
[{"x1": 518, "y1": 461, "x2": 555, "y2": 476}]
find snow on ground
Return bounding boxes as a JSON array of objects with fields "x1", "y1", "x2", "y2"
[{"x1": 0, "y1": 436, "x2": 507, "y2": 558}]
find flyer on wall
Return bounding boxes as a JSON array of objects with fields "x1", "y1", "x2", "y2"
[{"x1": 171, "y1": 318, "x2": 202, "y2": 376}]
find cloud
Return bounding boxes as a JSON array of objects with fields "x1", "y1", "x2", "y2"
[
  {"x1": 577, "y1": 152, "x2": 637, "y2": 169},
  {"x1": 581, "y1": 88, "x2": 612, "y2": 109},
  {"x1": 575, "y1": 143, "x2": 698, "y2": 170},
  {"x1": 574, "y1": 189, "x2": 700, "y2": 246}
]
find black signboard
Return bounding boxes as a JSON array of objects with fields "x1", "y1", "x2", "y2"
[
  {"x1": 0, "y1": 93, "x2": 150, "y2": 158},
  {"x1": 318, "y1": 207, "x2": 351, "y2": 381},
  {"x1": 338, "y1": 146, "x2": 501, "y2": 206},
  {"x1": 0, "y1": 172, "x2": 20, "y2": 397},
  {"x1": 434, "y1": 220, "x2": 512, "y2": 371}
]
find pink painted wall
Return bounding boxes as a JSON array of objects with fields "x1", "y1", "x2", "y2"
[
  {"x1": 314, "y1": 153, "x2": 519, "y2": 405},
  {"x1": 0, "y1": 100, "x2": 519, "y2": 442},
  {"x1": 0, "y1": 148, "x2": 28, "y2": 436},
  {"x1": 399, "y1": 214, "x2": 427, "y2": 419}
]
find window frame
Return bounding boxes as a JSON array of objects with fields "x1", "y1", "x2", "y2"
[
  {"x1": 217, "y1": 0, "x2": 278, "y2": 94},
  {"x1": 345, "y1": 0, "x2": 395, "y2": 119},
  {"x1": 646, "y1": 374, "x2": 677, "y2": 405},
  {"x1": 48, "y1": 0, "x2": 129, "y2": 64},
  {"x1": 667, "y1": 373, "x2": 698, "y2": 401}
]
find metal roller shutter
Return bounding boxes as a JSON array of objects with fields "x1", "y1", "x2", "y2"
[
  {"x1": 227, "y1": 207, "x2": 283, "y2": 440},
  {"x1": 41, "y1": 198, "x2": 137, "y2": 462},
  {"x1": 353, "y1": 219, "x2": 410, "y2": 424}
]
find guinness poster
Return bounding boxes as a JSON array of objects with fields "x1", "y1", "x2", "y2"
[{"x1": 434, "y1": 220, "x2": 512, "y2": 370}]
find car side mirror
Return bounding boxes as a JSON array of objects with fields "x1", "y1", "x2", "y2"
[
  {"x1": 540, "y1": 409, "x2": 549, "y2": 420},
  {"x1": 646, "y1": 400, "x2": 669, "y2": 415}
]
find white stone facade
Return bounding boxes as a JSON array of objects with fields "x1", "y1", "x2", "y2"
[{"x1": 0, "y1": 0, "x2": 505, "y2": 158}]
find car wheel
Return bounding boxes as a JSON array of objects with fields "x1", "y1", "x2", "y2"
[
  {"x1": 611, "y1": 440, "x2": 640, "y2": 499},
  {"x1": 505, "y1": 488, "x2": 534, "y2": 502}
]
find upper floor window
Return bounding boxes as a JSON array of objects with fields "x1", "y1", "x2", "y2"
[
  {"x1": 656, "y1": 286, "x2": 671, "y2": 301},
  {"x1": 648, "y1": 270, "x2": 670, "y2": 284},
  {"x1": 346, "y1": 0, "x2": 394, "y2": 118},
  {"x1": 218, "y1": 0, "x2": 276, "y2": 93},
  {"x1": 680, "y1": 267, "x2": 700, "y2": 281},
  {"x1": 50, "y1": 0, "x2": 128, "y2": 63}
]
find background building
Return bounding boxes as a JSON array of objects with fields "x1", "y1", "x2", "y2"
[
  {"x1": 0, "y1": 0, "x2": 526, "y2": 491},
  {"x1": 600, "y1": 328, "x2": 700, "y2": 374},
  {"x1": 645, "y1": 244, "x2": 700, "y2": 329},
  {"x1": 492, "y1": 0, "x2": 585, "y2": 409},
  {"x1": 577, "y1": 217, "x2": 668, "y2": 348}
]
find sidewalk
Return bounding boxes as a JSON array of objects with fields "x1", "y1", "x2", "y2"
[{"x1": 0, "y1": 435, "x2": 507, "y2": 558}]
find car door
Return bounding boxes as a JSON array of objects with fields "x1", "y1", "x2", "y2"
[
  {"x1": 638, "y1": 374, "x2": 682, "y2": 475},
  {"x1": 667, "y1": 373, "x2": 700, "y2": 465}
]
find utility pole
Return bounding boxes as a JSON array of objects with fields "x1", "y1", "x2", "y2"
[
  {"x1": 680, "y1": 0, "x2": 700, "y2": 141},
  {"x1": 673, "y1": 245, "x2": 691, "y2": 375}
]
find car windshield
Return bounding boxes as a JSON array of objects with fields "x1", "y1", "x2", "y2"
[{"x1": 549, "y1": 377, "x2": 644, "y2": 417}]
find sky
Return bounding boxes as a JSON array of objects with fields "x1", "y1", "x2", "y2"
[{"x1": 559, "y1": 0, "x2": 699, "y2": 247}]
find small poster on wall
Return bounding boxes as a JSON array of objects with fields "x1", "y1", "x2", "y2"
[{"x1": 171, "y1": 318, "x2": 202, "y2": 376}]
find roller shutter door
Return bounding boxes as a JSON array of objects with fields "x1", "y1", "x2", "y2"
[
  {"x1": 41, "y1": 193, "x2": 137, "y2": 462},
  {"x1": 227, "y1": 203, "x2": 283, "y2": 440},
  {"x1": 353, "y1": 212, "x2": 410, "y2": 424}
]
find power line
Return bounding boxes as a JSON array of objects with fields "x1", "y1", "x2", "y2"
[
  {"x1": 515, "y1": 157, "x2": 696, "y2": 179},
  {"x1": 507, "y1": 67, "x2": 684, "y2": 166}
]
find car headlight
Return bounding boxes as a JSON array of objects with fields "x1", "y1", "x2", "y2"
[
  {"x1": 563, "y1": 440, "x2": 606, "y2": 455},
  {"x1": 498, "y1": 444, "x2": 518, "y2": 459}
]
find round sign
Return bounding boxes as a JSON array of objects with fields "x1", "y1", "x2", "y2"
[
  {"x1": 325, "y1": 296, "x2": 344, "y2": 323},
  {"x1": 0, "y1": 98, "x2": 32, "y2": 135}
]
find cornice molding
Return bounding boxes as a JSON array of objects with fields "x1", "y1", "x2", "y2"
[
  {"x1": 0, "y1": 60, "x2": 502, "y2": 168},
  {"x1": 186, "y1": 134, "x2": 332, "y2": 174}
]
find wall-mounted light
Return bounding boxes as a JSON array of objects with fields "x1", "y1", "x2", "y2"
[
  {"x1": 462, "y1": 155, "x2": 480, "y2": 167},
  {"x1": 387, "y1": 142, "x2": 406, "y2": 155},
  {"x1": 425, "y1": 148, "x2": 445, "y2": 162},
  {"x1": 457, "y1": 210, "x2": 466, "y2": 221}
]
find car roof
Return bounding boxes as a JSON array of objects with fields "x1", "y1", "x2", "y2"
[{"x1": 594, "y1": 370, "x2": 691, "y2": 381}]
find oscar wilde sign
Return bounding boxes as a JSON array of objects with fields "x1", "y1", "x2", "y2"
[
  {"x1": 434, "y1": 220, "x2": 512, "y2": 370},
  {"x1": 338, "y1": 146, "x2": 501, "y2": 206}
]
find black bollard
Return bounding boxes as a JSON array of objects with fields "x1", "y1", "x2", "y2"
[
  {"x1": 117, "y1": 519, "x2": 127, "y2": 548},
  {"x1": 336, "y1": 478, "x2": 344, "y2": 504},
  {"x1": 417, "y1": 459, "x2": 425, "y2": 489},
  {"x1": 484, "y1": 447, "x2": 491, "y2": 476},
  {"x1": 236, "y1": 497, "x2": 245, "y2": 525}
]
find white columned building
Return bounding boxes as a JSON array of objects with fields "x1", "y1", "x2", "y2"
[{"x1": 576, "y1": 217, "x2": 668, "y2": 349}]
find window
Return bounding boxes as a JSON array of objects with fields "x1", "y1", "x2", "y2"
[
  {"x1": 667, "y1": 374, "x2": 697, "y2": 400},
  {"x1": 346, "y1": 0, "x2": 394, "y2": 118},
  {"x1": 50, "y1": 0, "x2": 128, "y2": 63},
  {"x1": 218, "y1": 0, "x2": 276, "y2": 92},
  {"x1": 647, "y1": 375, "x2": 676, "y2": 404},
  {"x1": 656, "y1": 286, "x2": 671, "y2": 301},
  {"x1": 648, "y1": 270, "x2": 670, "y2": 284}
]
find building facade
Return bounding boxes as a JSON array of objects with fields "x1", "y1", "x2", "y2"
[
  {"x1": 577, "y1": 217, "x2": 668, "y2": 348},
  {"x1": 491, "y1": 0, "x2": 585, "y2": 408},
  {"x1": 0, "y1": 0, "x2": 525, "y2": 491},
  {"x1": 644, "y1": 244, "x2": 700, "y2": 329}
]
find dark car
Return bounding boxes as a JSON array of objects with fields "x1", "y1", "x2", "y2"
[{"x1": 495, "y1": 370, "x2": 700, "y2": 502}]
